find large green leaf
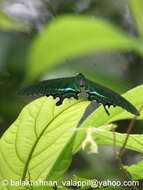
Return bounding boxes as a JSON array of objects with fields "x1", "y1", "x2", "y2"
[
  {"x1": 129, "y1": 0, "x2": 143, "y2": 38},
  {"x1": 0, "y1": 97, "x2": 89, "y2": 189},
  {"x1": 125, "y1": 160, "x2": 143, "y2": 180},
  {"x1": 85, "y1": 72, "x2": 131, "y2": 94},
  {"x1": 26, "y1": 15, "x2": 143, "y2": 82},
  {"x1": 73, "y1": 85, "x2": 143, "y2": 153}
]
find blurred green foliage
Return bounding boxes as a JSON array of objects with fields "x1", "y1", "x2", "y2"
[
  {"x1": 0, "y1": 0, "x2": 143, "y2": 189},
  {"x1": 0, "y1": 11, "x2": 26, "y2": 31}
]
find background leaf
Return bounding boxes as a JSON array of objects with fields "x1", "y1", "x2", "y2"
[
  {"x1": 125, "y1": 160, "x2": 143, "y2": 180},
  {"x1": 0, "y1": 11, "x2": 26, "y2": 31},
  {"x1": 96, "y1": 188, "x2": 125, "y2": 190},
  {"x1": 93, "y1": 131, "x2": 143, "y2": 153},
  {"x1": 129, "y1": 0, "x2": 143, "y2": 38},
  {"x1": 27, "y1": 15, "x2": 143, "y2": 82},
  {"x1": 0, "y1": 97, "x2": 89, "y2": 189}
]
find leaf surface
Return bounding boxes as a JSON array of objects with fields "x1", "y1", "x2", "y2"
[
  {"x1": 94, "y1": 131, "x2": 143, "y2": 153},
  {"x1": 129, "y1": 0, "x2": 143, "y2": 37},
  {"x1": 125, "y1": 160, "x2": 143, "y2": 180},
  {"x1": 0, "y1": 97, "x2": 89, "y2": 189},
  {"x1": 27, "y1": 15, "x2": 142, "y2": 82},
  {"x1": 0, "y1": 11, "x2": 26, "y2": 31}
]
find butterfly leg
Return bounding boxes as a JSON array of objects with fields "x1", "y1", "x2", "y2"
[
  {"x1": 103, "y1": 105, "x2": 110, "y2": 115},
  {"x1": 56, "y1": 97, "x2": 64, "y2": 106},
  {"x1": 46, "y1": 93, "x2": 64, "y2": 106}
]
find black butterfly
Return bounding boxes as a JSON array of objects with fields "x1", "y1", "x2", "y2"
[{"x1": 18, "y1": 73, "x2": 139, "y2": 116}]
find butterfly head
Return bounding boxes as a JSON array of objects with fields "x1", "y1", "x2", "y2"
[
  {"x1": 76, "y1": 73, "x2": 85, "y2": 79},
  {"x1": 76, "y1": 73, "x2": 86, "y2": 87}
]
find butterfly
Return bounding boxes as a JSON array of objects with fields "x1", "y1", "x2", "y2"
[{"x1": 18, "y1": 73, "x2": 139, "y2": 116}]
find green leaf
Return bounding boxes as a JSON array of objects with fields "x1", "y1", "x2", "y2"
[
  {"x1": 129, "y1": 0, "x2": 143, "y2": 38},
  {"x1": 0, "y1": 97, "x2": 89, "y2": 189},
  {"x1": 73, "y1": 85, "x2": 143, "y2": 153},
  {"x1": 0, "y1": 12, "x2": 26, "y2": 31},
  {"x1": 71, "y1": 175, "x2": 126, "y2": 190},
  {"x1": 96, "y1": 188, "x2": 124, "y2": 190},
  {"x1": 71, "y1": 175, "x2": 94, "y2": 190},
  {"x1": 125, "y1": 160, "x2": 143, "y2": 180},
  {"x1": 93, "y1": 131, "x2": 143, "y2": 153},
  {"x1": 85, "y1": 72, "x2": 131, "y2": 94},
  {"x1": 26, "y1": 15, "x2": 143, "y2": 82},
  {"x1": 33, "y1": 187, "x2": 54, "y2": 190}
]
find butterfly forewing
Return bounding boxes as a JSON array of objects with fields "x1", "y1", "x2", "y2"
[
  {"x1": 85, "y1": 79, "x2": 139, "y2": 116},
  {"x1": 18, "y1": 76, "x2": 80, "y2": 96}
]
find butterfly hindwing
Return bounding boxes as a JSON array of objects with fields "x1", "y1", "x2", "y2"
[{"x1": 85, "y1": 79, "x2": 139, "y2": 116}]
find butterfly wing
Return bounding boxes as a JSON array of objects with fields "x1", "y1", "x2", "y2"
[
  {"x1": 85, "y1": 79, "x2": 139, "y2": 116},
  {"x1": 18, "y1": 76, "x2": 80, "y2": 105}
]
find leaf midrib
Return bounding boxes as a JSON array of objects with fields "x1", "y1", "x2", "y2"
[{"x1": 21, "y1": 100, "x2": 83, "y2": 181}]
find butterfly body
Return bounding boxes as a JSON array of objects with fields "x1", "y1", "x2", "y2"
[{"x1": 18, "y1": 73, "x2": 139, "y2": 116}]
